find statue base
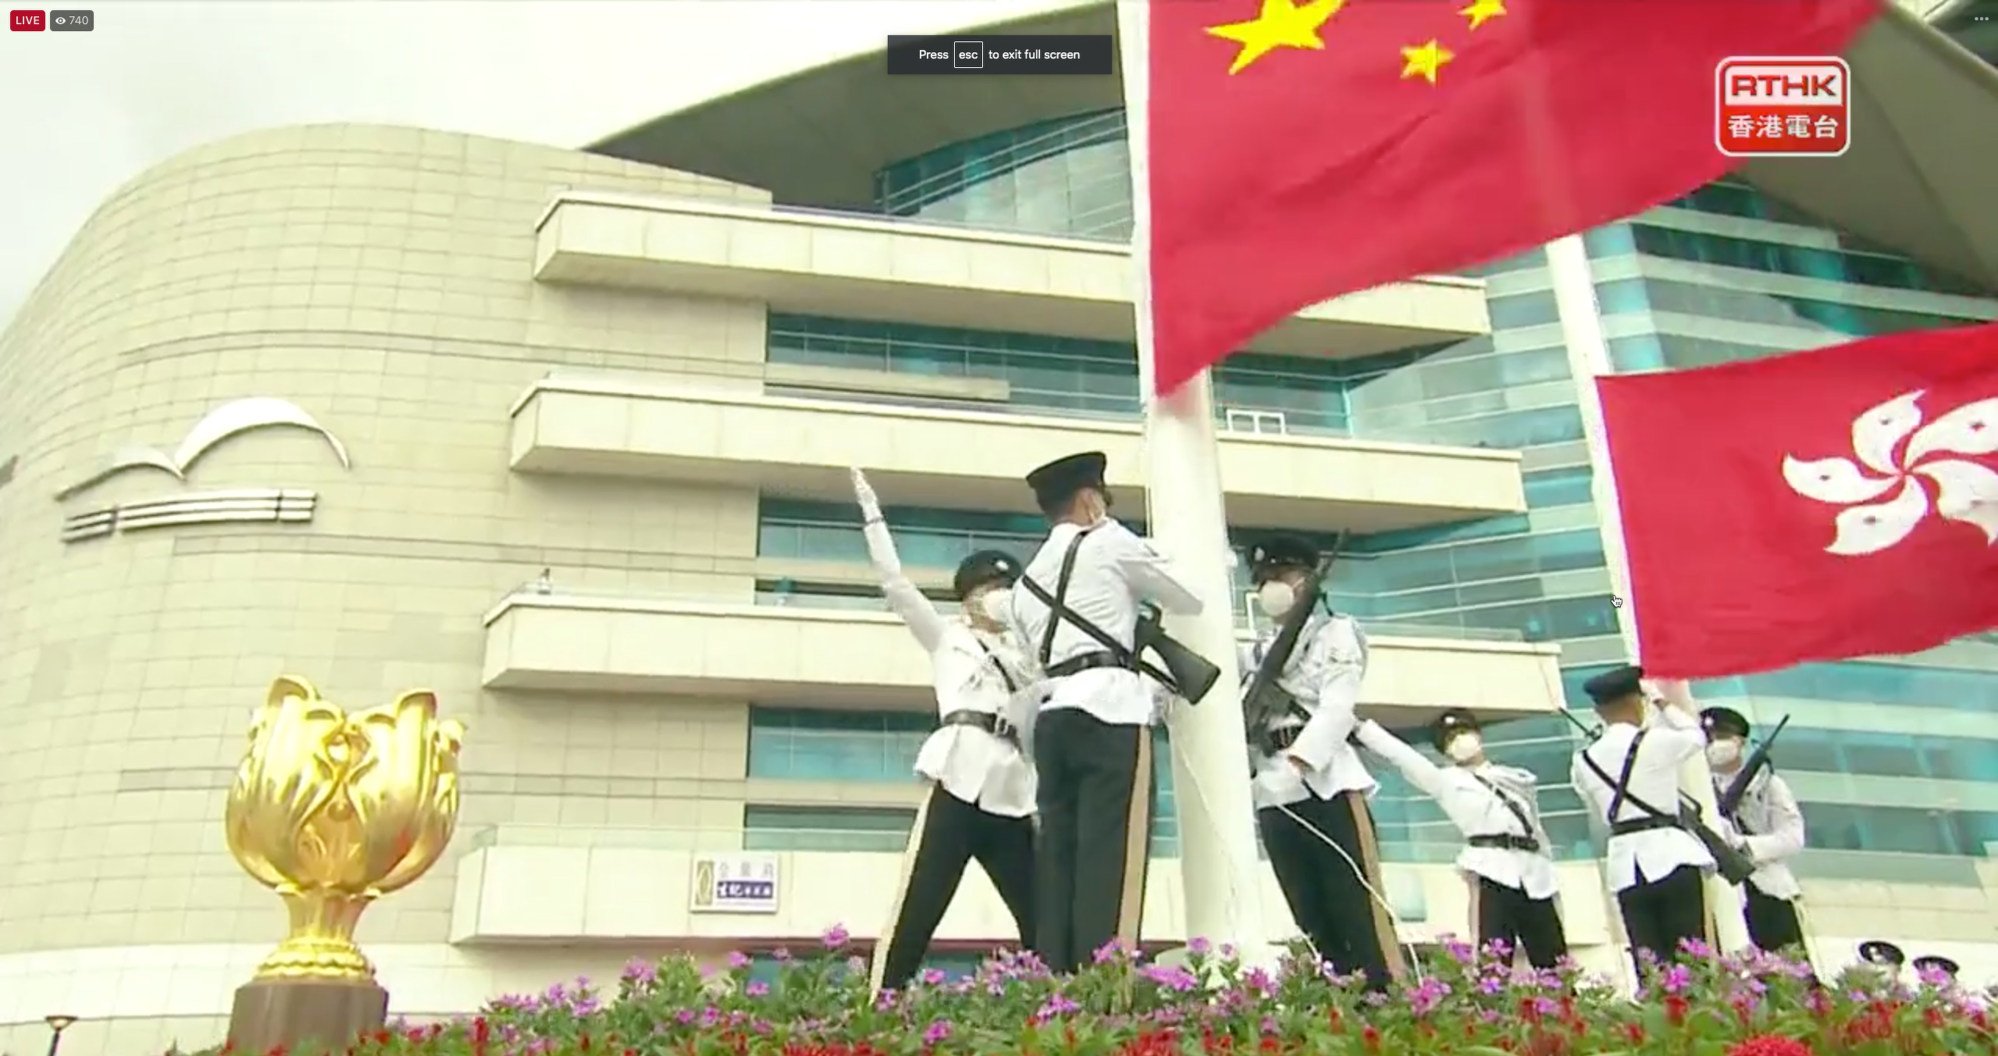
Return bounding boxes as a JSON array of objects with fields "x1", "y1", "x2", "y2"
[{"x1": 228, "y1": 977, "x2": 389, "y2": 1054}]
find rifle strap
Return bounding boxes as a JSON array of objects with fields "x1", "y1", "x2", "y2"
[
  {"x1": 971, "y1": 636, "x2": 1020, "y2": 694},
  {"x1": 1471, "y1": 772, "x2": 1538, "y2": 839},
  {"x1": 1031, "y1": 528, "x2": 1096, "y2": 667},
  {"x1": 1018, "y1": 529, "x2": 1176, "y2": 689},
  {"x1": 1581, "y1": 730, "x2": 1673, "y2": 823}
]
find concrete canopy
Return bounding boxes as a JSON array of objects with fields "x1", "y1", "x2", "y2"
[{"x1": 592, "y1": 0, "x2": 1998, "y2": 291}]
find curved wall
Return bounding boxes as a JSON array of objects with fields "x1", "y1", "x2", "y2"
[{"x1": 0, "y1": 125, "x2": 774, "y2": 1055}]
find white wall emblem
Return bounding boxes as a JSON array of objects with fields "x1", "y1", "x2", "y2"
[
  {"x1": 57, "y1": 396, "x2": 350, "y2": 501},
  {"x1": 56, "y1": 397, "x2": 351, "y2": 544},
  {"x1": 1781, "y1": 390, "x2": 1998, "y2": 556}
]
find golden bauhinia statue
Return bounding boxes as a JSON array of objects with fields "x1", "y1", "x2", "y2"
[{"x1": 225, "y1": 675, "x2": 465, "y2": 984}]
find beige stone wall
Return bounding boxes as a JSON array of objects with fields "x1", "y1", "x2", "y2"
[{"x1": 0, "y1": 125, "x2": 771, "y2": 963}]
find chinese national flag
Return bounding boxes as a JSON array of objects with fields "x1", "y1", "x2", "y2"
[
  {"x1": 1141, "y1": 0, "x2": 1882, "y2": 396},
  {"x1": 1598, "y1": 323, "x2": 1998, "y2": 680}
]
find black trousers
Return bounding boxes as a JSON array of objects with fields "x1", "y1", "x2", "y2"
[
  {"x1": 1258, "y1": 791, "x2": 1404, "y2": 992},
  {"x1": 873, "y1": 784, "x2": 1036, "y2": 992},
  {"x1": 1469, "y1": 875, "x2": 1569, "y2": 970},
  {"x1": 1745, "y1": 885, "x2": 1806, "y2": 955},
  {"x1": 1032, "y1": 708, "x2": 1155, "y2": 974},
  {"x1": 1617, "y1": 864, "x2": 1708, "y2": 973}
]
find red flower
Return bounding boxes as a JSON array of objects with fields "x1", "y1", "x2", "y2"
[
  {"x1": 1664, "y1": 994, "x2": 1690, "y2": 1026},
  {"x1": 1624, "y1": 1024, "x2": 1647, "y2": 1045},
  {"x1": 1726, "y1": 1036, "x2": 1813, "y2": 1056},
  {"x1": 1361, "y1": 1025, "x2": 1380, "y2": 1053},
  {"x1": 1325, "y1": 1009, "x2": 1344, "y2": 1035}
]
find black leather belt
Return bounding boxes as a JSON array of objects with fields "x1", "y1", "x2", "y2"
[
  {"x1": 1610, "y1": 816, "x2": 1682, "y2": 837},
  {"x1": 1467, "y1": 833, "x2": 1541, "y2": 853},
  {"x1": 1046, "y1": 650, "x2": 1131, "y2": 678},
  {"x1": 940, "y1": 709, "x2": 1019, "y2": 748}
]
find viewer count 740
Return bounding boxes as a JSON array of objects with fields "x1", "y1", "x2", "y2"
[{"x1": 9, "y1": 9, "x2": 93, "y2": 30}]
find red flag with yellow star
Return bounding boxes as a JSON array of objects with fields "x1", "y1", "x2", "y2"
[{"x1": 1140, "y1": 0, "x2": 1883, "y2": 396}]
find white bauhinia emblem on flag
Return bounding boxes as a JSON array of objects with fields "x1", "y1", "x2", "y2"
[{"x1": 1781, "y1": 390, "x2": 1998, "y2": 556}]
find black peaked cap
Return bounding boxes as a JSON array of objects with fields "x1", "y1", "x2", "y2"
[
  {"x1": 1026, "y1": 451, "x2": 1108, "y2": 509},
  {"x1": 954, "y1": 550, "x2": 1022, "y2": 598},
  {"x1": 1582, "y1": 664, "x2": 1645, "y2": 706}
]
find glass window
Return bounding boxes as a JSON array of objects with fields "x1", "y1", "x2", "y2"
[
  {"x1": 1603, "y1": 277, "x2": 1978, "y2": 337},
  {"x1": 748, "y1": 708, "x2": 929, "y2": 782},
  {"x1": 1522, "y1": 466, "x2": 1593, "y2": 509},
  {"x1": 743, "y1": 805, "x2": 916, "y2": 853},
  {"x1": 1486, "y1": 292, "x2": 1560, "y2": 329},
  {"x1": 1693, "y1": 659, "x2": 1998, "y2": 713},
  {"x1": 875, "y1": 108, "x2": 1134, "y2": 241},
  {"x1": 1627, "y1": 223, "x2": 1986, "y2": 297}
]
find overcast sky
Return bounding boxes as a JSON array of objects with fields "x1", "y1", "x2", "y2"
[{"x1": 0, "y1": 0, "x2": 1062, "y2": 326}]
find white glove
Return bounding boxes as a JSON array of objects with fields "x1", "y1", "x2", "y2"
[{"x1": 850, "y1": 467, "x2": 882, "y2": 519}]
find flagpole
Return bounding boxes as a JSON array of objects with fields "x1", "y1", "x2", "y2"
[
  {"x1": 1545, "y1": 233, "x2": 1753, "y2": 958},
  {"x1": 1118, "y1": 0, "x2": 1272, "y2": 964}
]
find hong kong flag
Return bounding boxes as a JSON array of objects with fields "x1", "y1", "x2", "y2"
[{"x1": 1598, "y1": 323, "x2": 1998, "y2": 679}]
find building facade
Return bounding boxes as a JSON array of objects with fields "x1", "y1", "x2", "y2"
[{"x1": 2, "y1": 10, "x2": 1996, "y2": 1056}]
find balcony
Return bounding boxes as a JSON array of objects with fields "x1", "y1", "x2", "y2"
[
  {"x1": 532, "y1": 192, "x2": 1490, "y2": 361},
  {"x1": 508, "y1": 378, "x2": 1529, "y2": 533},
  {"x1": 480, "y1": 590, "x2": 1567, "y2": 721},
  {"x1": 449, "y1": 822, "x2": 1621, "y2": 949}
]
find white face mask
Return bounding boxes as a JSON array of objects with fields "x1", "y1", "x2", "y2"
[
  {"x1": 1257, "y1": 580, "x2": 1296, "y2": 618},
  {"x1": 1706, "y1": 739, "x2": 1743, "y2": 768},
  {"x1": 973, "y1": 590, "x2": 1010, "y2": 625},
  {"x1": 1445, "y1": 733, "x2": 1483, "y2": 763}
]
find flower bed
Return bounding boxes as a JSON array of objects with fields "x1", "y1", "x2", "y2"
[{"x1": 272, "y1": 928, "x2": 1994, "y2": 1056}]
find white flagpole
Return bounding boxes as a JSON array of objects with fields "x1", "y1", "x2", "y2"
[
  {"x1": 1545, "y1": 233, "x2": 1753, "y2": 958},
  {"x1": 1117, "y1": 0, "x2": 1272, "y2": 962}
]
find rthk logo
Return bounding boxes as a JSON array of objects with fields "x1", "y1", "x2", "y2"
[
  {"x1": 9, "y1": 9, "x2": 46, "y2": 30},
  {"x1": 1715, "y1": 56, "x2": 1851, "y2": 158}
]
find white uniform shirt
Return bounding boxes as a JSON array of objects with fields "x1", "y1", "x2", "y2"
[
  {"x1": 1355, "y1": 721, "x2": 1560, "y2": 900},
  {"x1": 1715, "y1": 769, "x2": 1806, "y2": 901},
  {"x1": 865, "y1": 521, "x2": 1038, "y2": 817},
  {"x1": 1005, "y1": 518, "x2": 1202, "y2": 728},
  {"x1": 1242, "y1": 613, "x2": 1376, "y2": 810},
  {"x1": 1570, "y1": 706, "x2": 1716, "y2": 892}
]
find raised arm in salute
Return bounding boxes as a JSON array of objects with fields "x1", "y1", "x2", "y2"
[
  {"x1": 853, "y1": 468, "x2": 1039, "y2": 992},
  {"x1": 1354, "y1": 711, "x2": 1569, "y2": 968}
]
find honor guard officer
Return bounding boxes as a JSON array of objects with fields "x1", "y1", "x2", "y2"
[
  {"x1": 1355, "y1": 709, "x2": 1570, "y2": 969},
  {"x1": 1242, "y1": 534, "x2": 1403, "y2": 992},
  {"x1": 1702, "y1": 706, "x2": 1809, "y2": 957},
  {"x1": 1570, "y1": 665, "x2": 1715, "y2": 973},
  {"x1": 853, "y1": 469, "x2": 1039, "y2": 992},
  {"x1": 1005, "y1": 451, "x2": 1203, "y2": 974}
]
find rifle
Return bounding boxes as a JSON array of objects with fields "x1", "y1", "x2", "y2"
[
  {"x1": 1240, "y1": 531, "x2": 1348, "y2": 736},
  {"x1": 1135, "y1": 606, "x2": 1221, "y2": 705},
  {"x1": 1716, "y1": 714, "x2": 1790, "y2": 817}
]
